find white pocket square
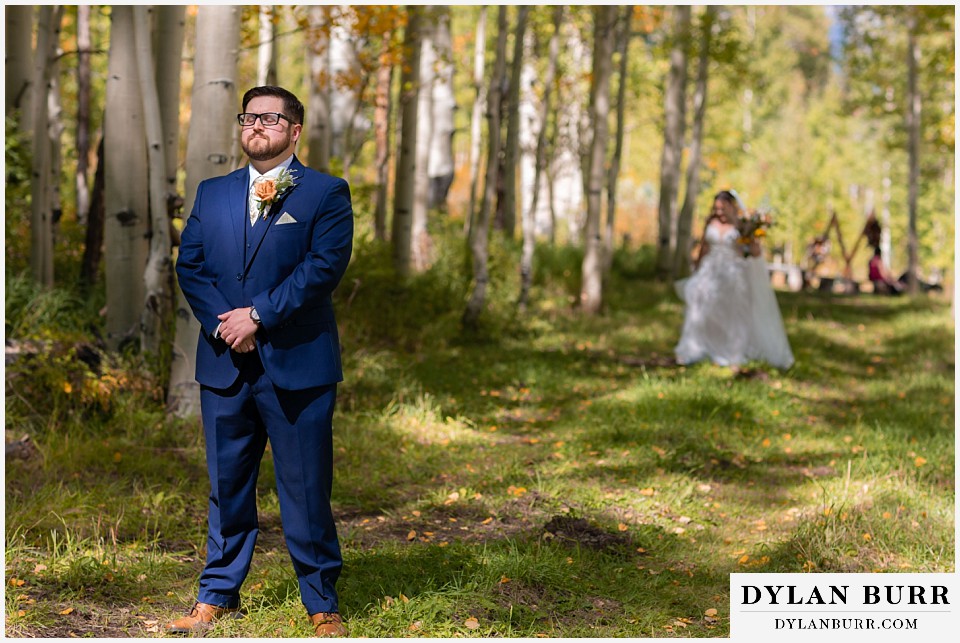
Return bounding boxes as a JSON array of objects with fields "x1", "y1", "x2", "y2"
[{"x1": 276, "y1": 212, "x2": 298, "y2": 225}]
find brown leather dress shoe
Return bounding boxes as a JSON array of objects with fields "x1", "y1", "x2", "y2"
[
  {"x1": 310, "y1": 612, "x2": 348, "y2": 637},
  {"x1": 164, "y1": 601, "x2": 240, "y2": 634}
]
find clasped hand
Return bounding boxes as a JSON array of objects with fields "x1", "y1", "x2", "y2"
[{"x1": 218, "y1": 308, "x2": 258, "y2": 353}]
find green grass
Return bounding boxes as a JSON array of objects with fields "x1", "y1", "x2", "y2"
[{"x1": 5, "y1": 242, "x2": 954, "y2": 638}]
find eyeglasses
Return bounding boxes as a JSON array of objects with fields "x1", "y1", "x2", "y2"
[{"x1": 237, "y1": 112, "x2": 295, "y2": 127}]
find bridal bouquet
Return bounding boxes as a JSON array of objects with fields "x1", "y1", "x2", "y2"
[{"x1": 736, "y1": 210, "x2": 774, "y2": 256}]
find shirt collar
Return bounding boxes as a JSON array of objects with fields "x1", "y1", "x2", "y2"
[{"x1": 248, "y1": 154, "x2": 295, "y2": 187}]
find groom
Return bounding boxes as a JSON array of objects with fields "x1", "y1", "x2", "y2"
[{"x1": 169, "y1": 86, "x2": 353, "y2": 637}]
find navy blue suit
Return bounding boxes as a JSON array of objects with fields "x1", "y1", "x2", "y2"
[{"x1": 176, "y1": 155, "x2": 353, "y2": 615}]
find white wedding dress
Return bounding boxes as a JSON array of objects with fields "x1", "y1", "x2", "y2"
[{"x1": 674, "y1": 223, "x2": 794, "y2": 369}]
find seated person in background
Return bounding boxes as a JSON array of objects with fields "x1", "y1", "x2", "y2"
[{"x1": 868, "y1": 247, "x2": 902, "y2": 295}]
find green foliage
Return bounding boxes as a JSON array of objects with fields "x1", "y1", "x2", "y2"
[{"x1": 4, "y1": 272, "x2": 93, "y2": 339}]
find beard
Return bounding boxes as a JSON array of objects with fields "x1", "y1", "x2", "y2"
[{"x1": 241, "y1": 132, "x2": 291, "y2": 161}]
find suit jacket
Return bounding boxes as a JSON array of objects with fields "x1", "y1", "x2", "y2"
[{"x1": 176, "y1": 155, "x2": 353, "y2": 391}]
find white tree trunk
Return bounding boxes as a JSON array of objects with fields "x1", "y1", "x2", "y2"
[
  {"x1": 605, "y1": 6, "x2": 632, "y2": 273},
  {"x1": 47, "y1": 21, "x2": 65, "y2": 254},
  {"x1": 168, "y1": 5, "x2": 241, "y2": 418},
  {"x1": 905, "y1": 15, "x2": 921, "y2": 294},
  {"x1": 500, "y1": 6, "x2": 530, "y2": 238},
  {"x1": 328, "y1": 7, "x2": 369, "y2": 160},
  {"x1": 464, "y1": 6, "x2": 508, "y2": 327},
  {"x1": 257, "y1": 6, "x2": 278, "y2": 86},
  {"x1": 154, "y1": 5, "x2": 185, "y2": 211},
  {"x1": 373, "y1": 39, "x2": 393, "y2": 241},
  {"x1": 556, "y1": 21, "x2": 587, "y2": 242},
  {"x1": 427, "y1": 6, "x2": 456, "y2": 211},
  {"x1": 466, "y1": 7, "x2": 487, "y2": 237},
  {"x1": 305, "y1": 6, "x2": 331, "y2": 172},
  {"x1": 519, "y1": 5, "x2": 563, "y2": 310},
  {"x1": 76, "y1": 4, "x2": 92, "y2": 224},
  {"x1": 104, "y1": 6, "x2": 149, "y2": 347},
  {"x1": 392, "y1": 6, "x2": 423, "y2": 277},
  {"x1": 134, "y1": 6, "x2": 172, "y2": 355},
  {"x1": 412, "y1": 10, "x2": 436, "y2": 272},
  {"x1": 580, "y1": 6, "x2": 616, "y2": 314},
  {"x1": 5, "y1": 5, "x2": 34, "y2": 117},
  {"x1": 674, "y1": 6, "x2": 713, "y2": 279},
  {"x1": 29, "y1": 5, "x2": 63, "y2": 287},
  {"x1": 654, "y1": 5, "x2": 690, "y2": 279}
]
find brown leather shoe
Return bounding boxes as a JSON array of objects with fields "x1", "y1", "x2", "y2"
[
  {"x1": 310, "y1": 612, "x2": 348, "y2": 637},
  {"x1": 164, "y1": 602, "x2": 240, "y2": 634}
]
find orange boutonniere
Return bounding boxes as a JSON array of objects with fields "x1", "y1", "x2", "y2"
[{"x1": 253, "y1": 168, "x2": 297, "y2": 219}]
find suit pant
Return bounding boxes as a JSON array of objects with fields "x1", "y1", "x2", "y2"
[{"x1": 197, "y1": 352, "x2": 341, "y2": 615}]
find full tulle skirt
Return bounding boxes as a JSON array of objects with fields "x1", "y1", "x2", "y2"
[{"x1": 675, "y1": 252, "x2": 793, "y2": 369}]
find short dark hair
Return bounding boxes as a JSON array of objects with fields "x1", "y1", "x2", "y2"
[{"x1": 242, "y1": 86, "x2": 304, "y2": 125}]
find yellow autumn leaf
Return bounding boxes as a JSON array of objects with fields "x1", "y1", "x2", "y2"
[
  {"x1": 113, "y1": 452, "x2": 122, "y2": 463},
  {"x1": 406, "y1": 530, "x2": 417, "y2": 541},
  {"x1": 914, "y1": 456, "x2": 927, "y2": 467},
  {"x1": 63, "y1": 382, "x2": 73, "y2": 394},
  {"x1": 639, "y1": 488, "x2": 655, "y2": 496},
  {"x1": 60, "y1": 607, "x2": 74, "y2": 615},
  {"x1": 761, "y1": 438, "x2": 771, "y2": 447},
  {"x1": 481, "y1": 517, "x2": 493, "y2": 525},
  {"x1": 500, "y1": 575, "x2": 511, "y2": 584},
  {"x1": 464, "y1": 617, "x2": 480, "y2": 630},
  {"x1": 704, "y1": 608, "x2": 718, "y2": 617},
  {"x1": 618, "y1": 523, "x2": 629, "y2": 532},
  {"x1": 738, "y1": 555, "x2": 750, "y2": 564},
  {"x1": 863, "y1": 533, "x2": 872, "y2": 541}
]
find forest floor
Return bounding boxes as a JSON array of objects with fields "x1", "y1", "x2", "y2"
[{"x1": 5, "y1": 247, "x2": 955, "y2": 638}]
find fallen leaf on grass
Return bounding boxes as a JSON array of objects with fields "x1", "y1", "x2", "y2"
[
  {"x1": 407, "y1": 530, "x2": 417, "y2": 541},
  {"x1": 914, "y1": 456, "x2": 927, "y2": 467},
  {"x1": 639, "y1": 488, "x2": 655, "y2": 496},
  {"x1": 464, "y1": 617, "x2": 480, "y2": 630},
  {"x1": 33, "y1": 564, "x2": 47, "y2": 573},
  {"x1": 9, "y1": 578, "x2": 25, "y2": 587},
  {"x1": 704, "y1": 608, "x2": 718, "y2": 617},
  {"x1": 60, "y1": 607, "x2": 74, "y2": 615},
  {"x1": 618, "y1": 523, "x2": 629, "y2": 532},
  {"x1": 481, "y1": 517, "x2": 493, "y2": 525}
]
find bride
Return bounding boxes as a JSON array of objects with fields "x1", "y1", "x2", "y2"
[{"x1": 674, "y1": 190, "x2": 794, "y2": 369}]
